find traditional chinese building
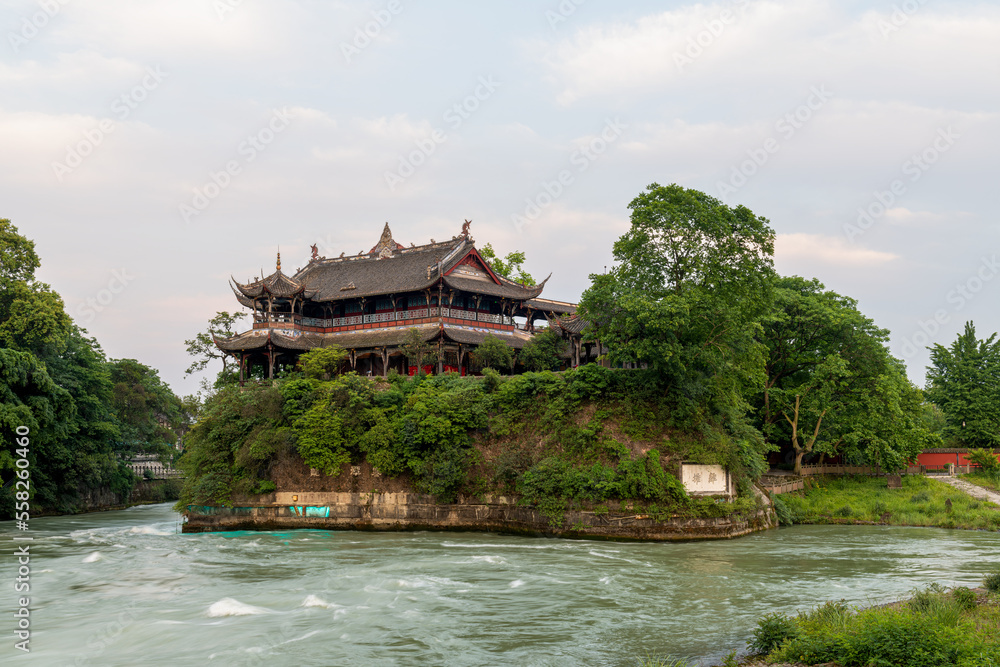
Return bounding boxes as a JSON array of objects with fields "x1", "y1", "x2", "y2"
[{"x1": 215, "y1": 222, "x2": 595, "y2": 379}]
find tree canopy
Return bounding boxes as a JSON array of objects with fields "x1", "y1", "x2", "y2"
[
  {"x1": 0, "y1": 219, "x2": 181, "y2": 517},
  {"x1": 926, "y1": 322, "x2": 1000, "y2": 448},
  {"x1": 758, "y1": 276, "x2": 932, "y2": 472},
  {"x1": 184, "y1": 311, "x2": 246, "y2": 377},
  {"x1": 479, "y1": 243, "x2": 535, "y2": 286},
  {"x1": 579, "y1": 183, "x2": 775, "y2": 425}
]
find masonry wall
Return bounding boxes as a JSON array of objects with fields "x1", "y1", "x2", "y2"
[{"x1": 183, "y1": 491, "x2": 776, "y2": 541}]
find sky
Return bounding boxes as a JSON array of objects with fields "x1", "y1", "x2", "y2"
[{"x1": 2, "y1": 0, "x2": 998, "y2": 397}]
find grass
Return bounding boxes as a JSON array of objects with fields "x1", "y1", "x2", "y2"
[
  {"x1": 778, "y1": 474, "x2": 1000, "y2": 531},
  {"x1": 750, "y1": 583, "x2": 1000, "y2": 666}
]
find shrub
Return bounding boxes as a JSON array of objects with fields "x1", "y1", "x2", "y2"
[
  {"x1": 772, "y1": 495, "x2": 794, "y2": 526},
  {"x1": 749, "y1": 612, "x2": 798, "y2": 653},
  {"x1": 966, "y1": 449, "x2": 1000, "y2": 475},
  {"x1": 953, "y1": 587, "x2": 977, "y2": 611},
  {"x1": 470, "y1": 334, "x2": 513, "y2": 372},
  {"x1": 985, "y1": 570, "x2": 1000, "y2": 594},
  {"x1": 835, "y1": 504, "x2": 853, "y2": 517}
]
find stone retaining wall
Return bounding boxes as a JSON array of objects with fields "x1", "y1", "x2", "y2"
[{"x1": 183, "y1": 491, "x2": 776, "y2": 541}]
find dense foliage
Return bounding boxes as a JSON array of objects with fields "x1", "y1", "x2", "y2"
[
  {"x1": 0, "y1": 219, "x2": 184, "y2": 517},
  {"x1": 176, "y1": 365, "x2": 774, "y2": 523},
  {"x1": 753, "y1": 585, "x2": 1000, "y2": 666},
  {"x1": 758, "y1": 276, "x2": 934, "y2": 472},
  {"x1": 926, "y1": 322, "x2": 1000, "y2": 448}
]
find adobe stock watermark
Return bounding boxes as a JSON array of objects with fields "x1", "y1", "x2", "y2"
[
  {"x1": 179, "y1": 108, "x2": 293, "y2": 223},
  {"x1": 74, "y1": 269, "x2": 135, "y2": 325},
  {"x1": 51, "y1": 66, "x2": 168, "y2": 182},
  {"x1": 673, "y1": 0, "x2": 750, "y2": 72},
  {"x1": 71, "y1": 602, "x2": 140, "y2": 666},
  {"x1": 898, "y1": 255, "x2": 1000, "y2": 358},
  {"x1": 545, "y1": 0, "x2": 586, "y2": 30},
  {"x1": 876, "y1": 0, "x2": 929, "y2": 38},
  {"x1": 384, "y1": 75, "x2": 501, "y2": 192},
  {"x1": 340, "y1": 0, "x2": 403, "y2": 63},
  {"x1": 843, "y1": 127, "x2": 959, "y2": 242},
  {"x1": 717, "y1": 85, "x2": 833, "y2": 197},
  {"x1": 214, "y1": 0, "x2": 243, "y2": 21},
  {"x1": 8, "y1": 0, "x2": 70, "y2": 54},
  {"x1": 512, "y1": 117, "x2": 628, "y2": 233}
]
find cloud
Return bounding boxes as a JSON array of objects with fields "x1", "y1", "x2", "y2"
[
  {"x1": 776, "y1": 233, "x2": 898, "y2": 266},
  {"x1": 538, "y1": 1, "x2": 1000, "y2": 108}
]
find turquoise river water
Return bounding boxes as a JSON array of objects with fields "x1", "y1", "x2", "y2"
[{"x1": 2, "y1": 503, "x2": 1000, "y2": 666}]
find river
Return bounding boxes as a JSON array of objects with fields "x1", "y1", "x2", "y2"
[{"x1": 3, "y1": 503, "x2": 999, "y2": 666}]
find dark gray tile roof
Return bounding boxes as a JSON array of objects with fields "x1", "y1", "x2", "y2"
[
  {"x1": 213, "y1": 323, "x2": 537, "y2": 352},
  {"x1": 525, "y1": 297, "x2": 577, "y2": 315},
  {"x1": 443, "y1": 273, "x2": 546, "y2": 300},
  {"x1": 291, "y1": 238, "x2": 467, "y2": 301},
  {"x1": 551, "y1": 314, "x2": 588, "y2": 335},
  {"x1": 441, "y1": 326, "x2": 533, "y2": 349},
  {"x1": 233, "y1": 269, "x2": 311, "y2": 299}
]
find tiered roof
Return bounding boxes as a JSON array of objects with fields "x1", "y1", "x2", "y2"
[{"x1": 232, "y1": 223, "x2": 548, "y2": 304}]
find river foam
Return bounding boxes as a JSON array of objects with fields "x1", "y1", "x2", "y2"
[{"x1": 206, "y1": 598, "x2": 270, "y2": 617}]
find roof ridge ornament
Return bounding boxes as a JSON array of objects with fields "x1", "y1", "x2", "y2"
[
  {"x1": 373, "y1": 222, "x2": 396, "y2": 259},
  {"x1": 462, "y1": 219, "x2": 472, "y2": 238},
  {"x1": 277, "y1": 250, "x2": 281, "y2": 271}
]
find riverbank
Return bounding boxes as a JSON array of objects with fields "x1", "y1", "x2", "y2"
[
  {"x1": 777, "y1": 474, "x2": 1000, "y2": 531},
  {"x1": 734, "y1": 580, "x2": 1000, "y2": 666},
  {"x1": 33, "y1": 478, "x2": 182, "y2": 517}
]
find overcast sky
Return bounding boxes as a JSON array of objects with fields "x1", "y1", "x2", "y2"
[{"x1": 2, "y1": 0, "x2": 997, "y2": 397}]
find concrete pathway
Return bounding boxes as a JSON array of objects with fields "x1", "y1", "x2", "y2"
[{"x1": 936, "y1": 476, "x2": 1000, "y2": 506}]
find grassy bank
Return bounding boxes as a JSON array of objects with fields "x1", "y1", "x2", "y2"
[
  {"x1": 776, "y1": 474, "x2": 1000, "y2": 531},
  {"x1": 640, "y1": 575, "x2": 1000, "y2": 667},
  {"x1": 963, "y1": 471, "x2": 1000, "y2": 495},
  {"x1": 745, "y1": 578, "x2": 1000, "y2": 666}
]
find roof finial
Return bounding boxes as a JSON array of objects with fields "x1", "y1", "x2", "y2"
[
  {"x1": 462, "y1": 219, "x2": 472, "y2": 237},
  {"x1": 276, "y1": 249, "x2": 281, "y2": 271}
]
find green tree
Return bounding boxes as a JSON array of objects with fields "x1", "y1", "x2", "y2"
[
  {"x1": 184, "y1": 311, "x2": 246, "y2": 377},
  {"x1": 399, "y1": 327, "x2": 438, "y2": 374},
  {"x1": 0, "y1": 219, "x2": 71, "y2": 356},
  {"x1": 925, "y1": 322, "x2": 1000, "y2": 448},
  {"x1": 760, "y1": 276, "x2": 930, "y2": 472},
  {"x1": 0, "y1": 218, "x2": 40, "y2": 287},
  {"x1": 518, "y1": 329, "x2": 567, "y2": 372},
  {"x1": 579, "y1": 183, "x2": 775, "y2": 422},
  {"x1": 471, "y1": 334, "x2": 514, "y2": 373},
  {"x1": 298, "y1": 346, "x2": 347, "y2": 380},
  {"x1": 108, "y1": 358, "x2": 183, "y2": 459},
  {"x1": 479, "y1": 244, "x2": 535, "y2": 285}
]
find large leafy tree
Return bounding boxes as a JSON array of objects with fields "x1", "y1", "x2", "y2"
[
  {"x1": 925, "y1": 322, "x2": 1000, "y2": 448},
  {"x1": 1, "y1": 220, "x2": 181, "y2": 515},
  {"x1": 0, "y1": 219, "x2": 71, "y2": 355},
  {"x1": 579, "y1": 183, "x2": 775, "y2": 422},
  {"x1": 760, "y1": 276, "x2": 931, "y2": 472}
]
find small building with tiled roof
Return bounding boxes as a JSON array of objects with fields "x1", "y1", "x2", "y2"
[{"x1": 216, "y1": 221, "x2": 600, "y2": 379}]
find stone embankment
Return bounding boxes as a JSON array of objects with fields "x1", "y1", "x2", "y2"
[{"x1": 183, "y1": 489, "x2": 776, "y2": 540}]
